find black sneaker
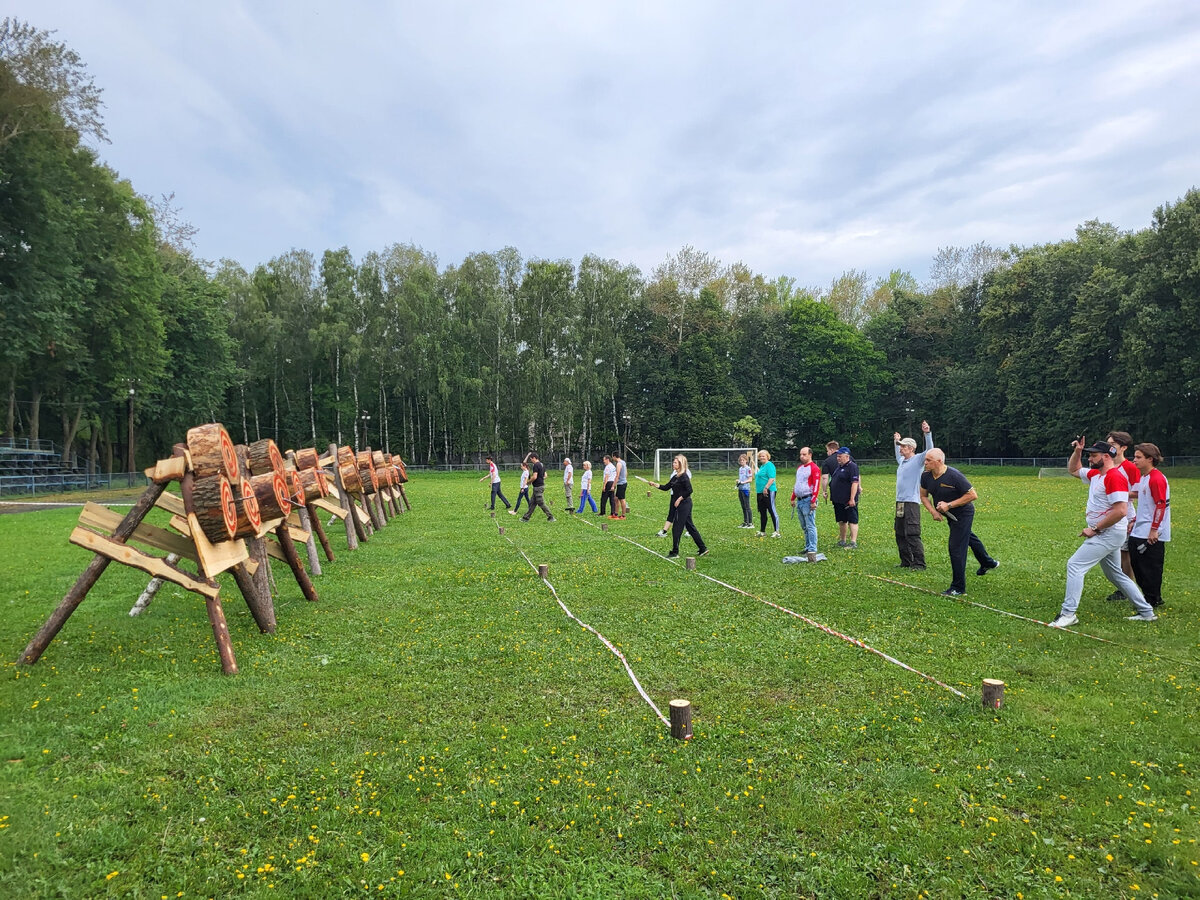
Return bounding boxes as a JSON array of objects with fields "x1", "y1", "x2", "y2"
[
  {"x1": 666, "y1": 551, "x2": 679, "y2": 558},
  {"x1": 547, "y1": 516, "x2": 556, "y2": 522},
  {"x1": 697, "y1": 548, "x2": 709, "y2": 557},
  {"x1": 909, "y1": 565, "x2": 926, "y2": 571},
  {"x1": 977, "y1": 559, "x2": 999, "y2": 576},
  {"x1": 520, "y1": 516, "x2": 531, "y2": 523},
  {"x1": 941, "y1": 588, "x2": 964, "y2": 596},
  {"x1": 1105, "y1": 590, "x2": 1126, "y2": 602}
]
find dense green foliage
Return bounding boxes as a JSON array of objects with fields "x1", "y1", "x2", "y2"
[
  {"x1": 2, "y1": 471, "x2": 1198, "y2": 897},
  {"x1": 4, "y1": 20, "x2": 1200, "y2": 468}
]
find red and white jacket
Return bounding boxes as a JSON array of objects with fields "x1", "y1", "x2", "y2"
[
  {"x1": 792, "y1": 462, "x2": 821, "y2": 507},
  {"x1": 1080, "y1": 466, "x2": 1131, "y2": 529}
]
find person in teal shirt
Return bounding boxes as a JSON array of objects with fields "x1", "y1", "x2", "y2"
[{"x1": 754, "y1": 449, "x2": 780, "y2": 537}]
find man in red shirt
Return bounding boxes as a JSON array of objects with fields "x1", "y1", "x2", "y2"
[
  {"x1": 1049, "y1": 437, "x2": 1157, "y2": 628},
  {"x1": 790, "y1": 446, "x2": 822, "y2": 562}
]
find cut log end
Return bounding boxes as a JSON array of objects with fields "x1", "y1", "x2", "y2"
[
  {"x1": 982, "y1": 679, "x2": 1005, "y2": 710},
  {"x1": 669, "y1": 699, "x2": 693, "y2": 740}
]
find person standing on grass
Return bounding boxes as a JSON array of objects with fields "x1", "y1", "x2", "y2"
[
  {"x1": 820, "y1": 440, "x2": 841, "y2": 512},
  {"x1": 563, "y1": 458, "x2": 574, "y2": 512},
  {"x1": 613, "y1": 452, "x2": 629, "y2": 519},
  {"x1": 654, "y1": 460, "x2": 689, "y2": 537},
  {"x1": 919, "y1": 449, "x2": 998, "y2": 596},
  {"x1": 576, "y1": 460, "x2": 598, "y2": 513},
  {"x1": 478, "y1": 454, "x2": 511, "y2": 511},
  {"x1": 600, "y1": 455, "x2": 617, "y2": 517},
  {"x1": 510, "y1": 462, "x2": 530, "y2": 515},
  {"x1": 1103, "y1": 430, "x2": 1141, "y2": 602},
  {"x1": 1048, "y1": 437, "x2": 1156, "y2": 628},
  {"x1": 790, "y1": 446, "x2": 821, "y2": 561},
  {"x1": 755, "y1": 449, "x2": 780, "y2": 537},
  {"x1": 829, "y1": 446, "x2": 860, "y2": 548},
  {"x1": 520, "y1": 452, "x2": 555, "y2": 522},
  {"x1": 737, "y1": 452, "x2": 754, "y2": 528},
  {"x1": 893, "y1": 421, "x2": 933, "y2": 569},
  {"x1": 649, "y1": 454, "x2": 708, "y2": 559},
  {"x1": 1128, "y1": 442, "x2": 1170, "y2": 609}
]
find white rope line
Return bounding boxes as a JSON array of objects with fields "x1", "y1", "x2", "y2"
[
  {"x1": 499, "y1": 528, "x2": 670, "y2": 727},
  {"x1": 0, "y1": 500, "x2": 137, "y2": 507},
  {"x1": 574, "y1": 514, "x2": 967, "y2": 699},
  {"x1": 866, "y1": 574, "x2": 1200, "y2": 670}
]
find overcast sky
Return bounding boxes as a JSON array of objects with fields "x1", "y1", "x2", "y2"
[{"x1": 13, "y1": 0, "x2": 1200, "y2": 287}]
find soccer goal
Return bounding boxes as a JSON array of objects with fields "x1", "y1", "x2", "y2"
[
  {"x1": 654, "y1": 447, "x2": 758, "y2": 482},
  {"x1": 1038, "y1": 467, "x2": 1072, "y2": 478}
]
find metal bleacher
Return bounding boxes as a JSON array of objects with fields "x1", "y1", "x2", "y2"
[{"x1": 0, "y1": 439, "x2": 93, "y2": 497}]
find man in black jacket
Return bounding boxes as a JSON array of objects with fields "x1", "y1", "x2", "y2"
[{"x1": 520, "y1": 452, "x2": 555, "y2": 522}]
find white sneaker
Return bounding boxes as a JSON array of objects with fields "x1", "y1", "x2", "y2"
[
  {"x1": 1126, "y1": 613, "x2": 1158, "y2": 622},
  {"x1": 1048, "y1": 613, "x2": 1078, "y2": 629},
  {"x1": 655, "y1": 529, "x2": 668, "y2": 537},
  {"x1": 756, "y1": 531, "x2": 765, "y2": 537},
  {"x1": 771, "y1": 531, "x2": 781, "y2": 538}
]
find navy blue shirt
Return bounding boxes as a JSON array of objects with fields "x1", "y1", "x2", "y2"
[{"x1": 829, "y1": 460, "x2": 860, "y2": 504}]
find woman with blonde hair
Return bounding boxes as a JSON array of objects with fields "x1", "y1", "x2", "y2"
[{"x1": 649, "y1": 454, "x2": 708, "y2": 559}]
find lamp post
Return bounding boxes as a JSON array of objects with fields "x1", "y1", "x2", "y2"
[
  {"x1": 359, "y1": 411, "x2": 371, "y2": 452},
  {"x1": 126, "y1": 384, "x2": 136, "y2": 484},
  {"x1": 622, "y1": 413, "x2": 631, "y2": 461}
]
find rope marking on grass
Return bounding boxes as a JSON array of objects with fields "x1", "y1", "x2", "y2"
[
  {"x1": 574, "y1": 513, "x2": 967, "y2": 700},
  {"x1": 496, "y1": 523, "x2": 670, "y2": 728},
  {"x1": 866, "y1": 573, "x2": 1200, "y2": 669}
]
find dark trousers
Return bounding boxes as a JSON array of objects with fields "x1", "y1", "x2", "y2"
[
  {"x1": 513, "y1": 488, "x2": 529, "y2": 512},
  {"x1": 1128, "y1": 537, "x2": 1165, "y2": 607},
  {"x1": 946, "y1": 506, "x2": 992, "y2": 593},
  {"x1": 757, "y1": 492, "x2": 779, "y2": 532},
  {"x1": 521, "y1": 485, "x2": 553, "y2": 520},
  {"x1": 490, "y1": 483, "x2": 510, "y2": 510},
  {"x1": 600, "y1": 486, "x2": 615, "y2": 516},
  {"x1": 738, "y1": 489, "x2": 752, "y2": 525},
  {"x1": 671, "y1": 498, "x2": 706, "y2": 554},
  {"x1": 894, "y1": 501, "x2": 925, "y2": 567}
]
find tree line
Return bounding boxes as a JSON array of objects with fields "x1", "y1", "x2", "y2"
[{"x1": 3, "y1": 20, "x2": 1199, "y2": 470}]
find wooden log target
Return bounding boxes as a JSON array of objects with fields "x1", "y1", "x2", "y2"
[
  {"x1": 250, "y1": 471, "x2": 292, "y2": 520},
  {"x1": 232, "y1": 476, "x2": 263, "y2": 538},
  {"x1": 294, "y1": 447, "x2": 320, "y2": 470},
  {"x1": 357, "y1": 451, "x2": 378, "y2": 494},
  {"x1": 297, "y1": 467, "x2": 329, "y2": 503},
  {"x1": 247, "y1": 439, "x2": 285, "y2": 477},
  {"x1": 192, "y1": 473, "x2": 238, "y2": 544},
  {"x1": 339, "y1": 460, "x2": 363, "y2": 494},
  {"x1": 187, "y1": 423, "x2": 240, "y2": 483}
]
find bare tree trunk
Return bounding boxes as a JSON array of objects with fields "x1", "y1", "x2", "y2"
[
  {"x1": 87, "y1": 417, "x2": 99, "y2": 476},
  {"x1": 29, "y1": 384, "x2": 41, "y2": 443},
  {"x1": 61, "y1": 403, "x2": 83, "y2": 463},
  {"x1": 272, "y1": 370, "x2": 279, "y2": 442},
  {"x1": 240, "y1": 383, "x2": 249, "y2": 444},
  {"x1": 352, "y1": 375, "x2": 360, "y2": 453},
  {"x1": 254, "y1": 401, "x2": 261, "y2": 442},
  {"x1": 103, "y1": 418, "x2": 113, "y2": 475},
  {"x1": 5, "y1": 372, "x2": 14, "y2": 439},
  {"x1": 334, "y1": 345, "x2": 342, "y2": 445},
  {"x1": 309, "y1": 369, "x2": 317, "y2": 443}
]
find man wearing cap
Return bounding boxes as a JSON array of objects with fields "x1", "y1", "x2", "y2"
[
  {"x1": 920, "y1": 448, "x2": 998, "y2": 596},
  {"x1": 828, "y1": 446, "x2": 860, "y2": 548},
  {"x1": 1103, "y1": 430, "x2": 1140, "y2": 602},
  {"x1": 893, "y1": 420, "x2": 934, "y2": 570},
  {"x1": 1048, "y1": 436, "x2": 1157, "y2": 628},
  {"x1": 563, "y1": 458, "x2": 574, "y2": 512}
]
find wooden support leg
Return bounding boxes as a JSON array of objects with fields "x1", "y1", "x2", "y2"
[
  {"x1": 353, "y1": 493, "x2": 372, "y2": 541},
  {"x1": 378, "y1": 490, "x2": 391, "y2": 523},
  {"x1": 387, "y1": 490, "x2": 399, "y2": 517},
  {"x1": 275, "y1": 524, "x2": 319, "y2": 603},
  {"x1": 397, "y1": 484, "x2": 411, "y2": 511},
  {"x1": 130, "y1": 553, "x2": 181, "y2": 616},
  {"x1": 297, "y1": 506, "x2": 322, "y2": 576},
  {"x1": 329, "y1": 442, "x2": 362, "y2": 548},
  {"x1": 368, "y1": 493, "x2": 385, "y2": 531},
  {"x1": 307, "y1": 503, "x2": 335, "y2": 562},
  {"x1": 231, "y1": 562, "x2": 276, "y2": 633},
  {"x1": 18, "y1": 481, "x2": 166, "y2": 666},
  {"x1": 204, "y1": 594, "x2": 239, "y2": 675}
]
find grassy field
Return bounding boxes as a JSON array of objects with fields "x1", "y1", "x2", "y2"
[{"x1": 1, "y1": 470, "x2": 1197, "y2": 898}]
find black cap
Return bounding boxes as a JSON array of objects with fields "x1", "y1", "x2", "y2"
[{"x1": 1082, "y1": 442, "x2": 1116, "y2": 457}]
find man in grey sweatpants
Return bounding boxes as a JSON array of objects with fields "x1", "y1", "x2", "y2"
[{"x1": 893, "y1": 420, "x2": 933, "y2": 570}]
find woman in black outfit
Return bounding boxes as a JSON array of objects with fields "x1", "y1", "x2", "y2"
[{"x1": 649, "y1": 454, "x2": 708, "y2": 559}]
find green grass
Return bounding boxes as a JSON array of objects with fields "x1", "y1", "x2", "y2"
[{"x1": 1, "y1": 472, "x2": 1197, "y2": 898}]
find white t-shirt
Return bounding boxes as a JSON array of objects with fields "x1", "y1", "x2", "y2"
[
  {"x1": 1079, "y1": 466, "x2": 1130, "y2": 528},
  {"x1": 581, "y1": 469, "x2": 592, "y2": 491},
  {"x1": 519, "y1": 469, "x2": 529, "y2": 490},
  {"x1": 564, "y1": 463, "x2": 573, "y2": 484},
  {"x1": 603, "y1": 463, "x2": 616, "y2": 486},
  {"x1": 1130, "y1": 468, "x2": 1171, "y2": 541},
  {"x1": 488, "y1": 461, "x2": 500, "y2": 484}
]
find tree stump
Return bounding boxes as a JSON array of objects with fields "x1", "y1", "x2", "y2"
[
  {"x1": 537, "y1": 564, "x2": 549, "y2": 578},
  {"x1": 982, "y1": 679, "x2": 1005, "y2": 710},
  {"x1": 187, "y1": 423, "x2": 240, "y2": 483},
  {"x1": 685, "y1": 557, "x2": 696, "y2": 570},
  {"x1": 192, "y1": 473, "x2": 238, "y2": 544},
  {"x1": 247, "y1": 439, "x2": 285, "y2": 477},
  {"x1": 669, "y1": 699, "x2": 693, "y2": 740}
]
